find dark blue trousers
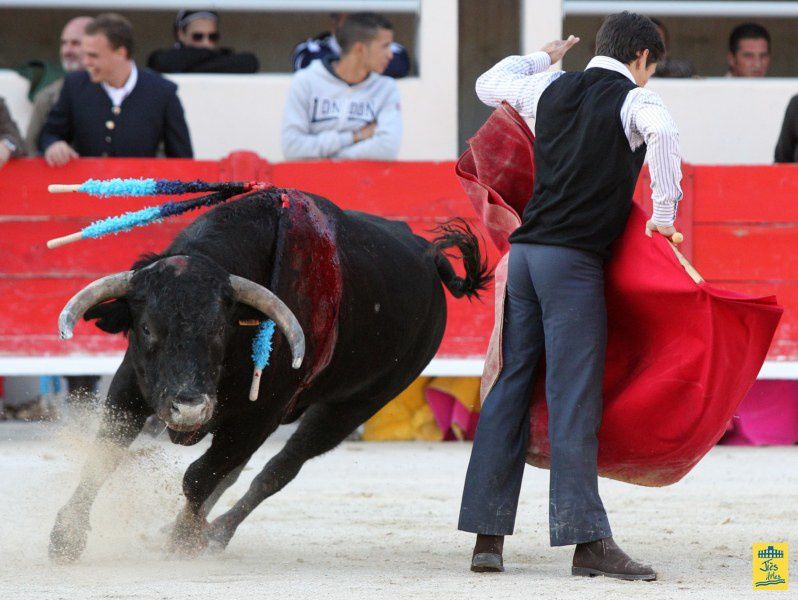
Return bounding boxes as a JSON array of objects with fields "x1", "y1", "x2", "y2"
[{"x1": 458, "y1": 243, "x2": 612, "y2": 546}]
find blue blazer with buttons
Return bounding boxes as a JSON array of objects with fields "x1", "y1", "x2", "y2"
[{"x1": 38, "y1": 65, "x2": 193, "y2": 158}]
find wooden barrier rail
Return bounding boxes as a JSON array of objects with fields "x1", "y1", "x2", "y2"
[{"x1": 0, "y1": 153, "x2": 794, "y2": 377}]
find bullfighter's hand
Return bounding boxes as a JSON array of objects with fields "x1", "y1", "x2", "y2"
[
  {"x1": 44, "y1": 141, "x2": 79, "y2": 167},
  {"x1": 542, "y1": 35, "x2": 580, "y2": 64},
  {"x1": 645, "y1": 219, "x2": 680, "y2": 243}
]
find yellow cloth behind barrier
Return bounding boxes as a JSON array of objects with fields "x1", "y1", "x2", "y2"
[
  {"x1": 362, "y1": 377, "x2": 442, "y2": 441},
  {"x1": 362, "y1": 377, "x2": 482, "y2": 441}
]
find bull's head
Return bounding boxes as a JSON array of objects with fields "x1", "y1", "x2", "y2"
[{"x1": 58, "y1": 255, "x2": 304, "y2": 432}]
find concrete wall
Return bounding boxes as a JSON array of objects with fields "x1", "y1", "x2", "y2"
[
  {"x1": 646, "y1": 78, "x2": 795, "y2": 165},
  {"x1": 4, "y1": 65, "x2": 797, "y2": 165}
]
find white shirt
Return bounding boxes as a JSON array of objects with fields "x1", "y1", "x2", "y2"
[
  {"x1": 475, "y1": 52, "x2": 682, "y2": 226},
  {"x1": 101, "y1": 62, "x2": 138, "y2": 108}
]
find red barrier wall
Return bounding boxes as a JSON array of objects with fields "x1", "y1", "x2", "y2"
[{"x1": 0, "y1": 153, "x2": 793, "y2": 372}]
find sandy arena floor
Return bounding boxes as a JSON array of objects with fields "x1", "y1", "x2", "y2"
[{"x1": 0, "y1": 420, "x2": 795, "y2": 599}]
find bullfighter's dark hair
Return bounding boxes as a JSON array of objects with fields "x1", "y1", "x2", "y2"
[
  {"x1": 729, "y1": 22, "x2": 770, "y2": 54},
  {"x1": 595, "y1": 12, "x2": 664, "y2": 65},
  {"x1": 429, "y1": 218, "x2": 493, "y2": 300},
  {"x1": 338, "y1": 12, "x2": 393, "y2": 54},
  {"x1": 86, "y1": 13, "x2": 135, "y2": 58}
]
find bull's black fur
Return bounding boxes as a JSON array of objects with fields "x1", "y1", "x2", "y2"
[{"x1": 49, "y1": 189, "x2": 491, "y2": 560}]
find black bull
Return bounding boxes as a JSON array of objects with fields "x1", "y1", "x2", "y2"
[{"x1": 49, "y1": 188, "x2": 491, "y2": 561}]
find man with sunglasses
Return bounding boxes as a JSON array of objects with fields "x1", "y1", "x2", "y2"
[{"x1": 148, "y1": 10, "x2": 259, "y2": 74}]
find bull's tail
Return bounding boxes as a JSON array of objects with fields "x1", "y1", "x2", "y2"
[{"x1": 430, "y1": 218, "x2": 493, "y2": 300}]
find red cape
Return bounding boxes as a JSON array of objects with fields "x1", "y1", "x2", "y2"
[{"x1": 456, "y1": 102, "x2": 783, "y2": 486}]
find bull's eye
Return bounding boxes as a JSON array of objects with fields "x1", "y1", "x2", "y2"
[{"x1": 141, "y1": 322, "x2": 151, "y2": 337}]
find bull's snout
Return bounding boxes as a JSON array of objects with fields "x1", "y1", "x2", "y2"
[{"x1": 162, "y1": 394, "x2": 215, "y2": 432}]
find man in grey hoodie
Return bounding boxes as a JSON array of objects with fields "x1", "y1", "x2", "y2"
[{"x1": 281, "y1": 12, "x2": 402, "y2": 160}]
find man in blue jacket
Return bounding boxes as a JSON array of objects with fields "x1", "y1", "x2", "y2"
[
  {"x1": 292, "y1": 12, "x2": 410, "y2": 79},
  {"x1": 39, "y1": 13, "x2": 193, "y2": 166}
]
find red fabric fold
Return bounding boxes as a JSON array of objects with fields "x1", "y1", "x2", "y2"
[{"x1": 456, "y1": 102, "x2": 783, "y2": 486}]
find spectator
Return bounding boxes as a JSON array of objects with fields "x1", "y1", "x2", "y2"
[
  {"x1": 147, "y1": 10, "x2": 259, "y2": 74},
  {"x1": 727, "y1": 22, "x2": 770, "y2": 77},
  {"x1": 650, "y1": 17, "x2": 696, "y2": 78},
  {"x1": 0, "y1": 98, "x2": 24, "y2": 419},
  {"x1": 292, "y1": 12, "x2": 410, "y2": 78},
  {"x1": 25, "y1": 16, "x2": 93, "y2": 155},
  {"x1": 19, "y1": 18, "x2": 102, "y2": 402},
  {"x1": 775, "y1": 95, "x2": 798, "y2": 162},
  {"x1": 282, "y1": 12, "x2": 402, "y2": 161},
  {"x1": 39, "y1": 13, "x2": 193, "y2": 166},
  {"x1": 0, "y1": 97, "x2": 26, "y2": 168}
]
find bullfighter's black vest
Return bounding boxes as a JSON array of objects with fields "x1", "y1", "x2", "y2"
[{"x1": 508, "y1": 68, "x2": 646, "y2": 258}]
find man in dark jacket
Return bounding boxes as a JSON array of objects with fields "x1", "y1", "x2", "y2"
[
  {"x1": 39, "y1": 13, "x2": 192, "y2": 166},
  {"x1": 775, "y1": 94, "x2": 798, "y2": 163},
  {"x1": 148, "y1": 10, "x2": 259, "y2": 74}
]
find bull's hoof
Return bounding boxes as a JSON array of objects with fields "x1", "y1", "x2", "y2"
[
  {"x1": 204, "y1": 519, "x2": 234, "y2": 554},
  {"x1": 166, "y1": 513, "x2": 209, "y2": 558},
  {"x1": 49, "y1": 509, "x2": 89, "y2": 563}
]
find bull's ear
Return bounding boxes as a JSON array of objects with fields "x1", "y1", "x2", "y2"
[{"x1": 83, "y1": 299, "x2": 132, "y2": 334}]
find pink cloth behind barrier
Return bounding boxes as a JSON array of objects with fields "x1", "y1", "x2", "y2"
[{"x1": 721, "y1": 380, "x2": 798, "y2": 445}]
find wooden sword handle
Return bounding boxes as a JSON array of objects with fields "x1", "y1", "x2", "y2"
[{"x1": 668, "y1": 240, "x2": 704, "y2": 284}]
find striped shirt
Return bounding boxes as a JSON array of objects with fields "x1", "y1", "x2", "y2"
[{"x1": 475, "y1": 52, "x2": 682, "y2": 226}]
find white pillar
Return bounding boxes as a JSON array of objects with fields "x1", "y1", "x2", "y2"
[
  {"x1": 407, "y1": 0, "x2": 459, "y2": 159},
  {"x1": 521, "y1": 0, "x2": 563, "y2": 55}
]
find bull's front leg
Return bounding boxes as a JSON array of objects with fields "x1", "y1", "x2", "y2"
[
  {"x1": 49, "y1": 362, "x2": 148, "y2": 562},
  {"x1": 167, "y1": 417, "x2": 275, "y2": 556},
  {"x1": 206, "y1": 400, "x2": 385, "y2": 551}
]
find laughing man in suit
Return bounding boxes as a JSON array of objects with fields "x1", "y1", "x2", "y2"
[{"x1": 39, "y1": 13, "x2": 193, "y2": 166}]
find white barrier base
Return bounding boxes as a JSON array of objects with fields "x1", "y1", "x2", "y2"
[{"x1": 0, "y1": 356, "x2": 795, "y2": 379}]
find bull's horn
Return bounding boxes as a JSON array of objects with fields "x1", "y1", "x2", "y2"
[
  {"x1": 58, "y1": 272, "x2": 133, "y2": 340},
  {"x1": 228, "y1": 275, "x2": 305, "y2": 369}
]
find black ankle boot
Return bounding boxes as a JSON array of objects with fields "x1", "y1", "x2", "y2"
[
  {"x1": 572, "y1": 537, "x2": 656, "y2": 581},
  {"x1": 471, "y1": 534, "x2": 504, "y2": 573}
]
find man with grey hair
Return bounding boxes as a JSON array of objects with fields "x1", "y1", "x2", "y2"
[
  {"x1": 25, "y1": 16, "x2": 101, "y2": 406},
  {"x1": 25, "y1": 16, "x2": 93, "y2": 153}
]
